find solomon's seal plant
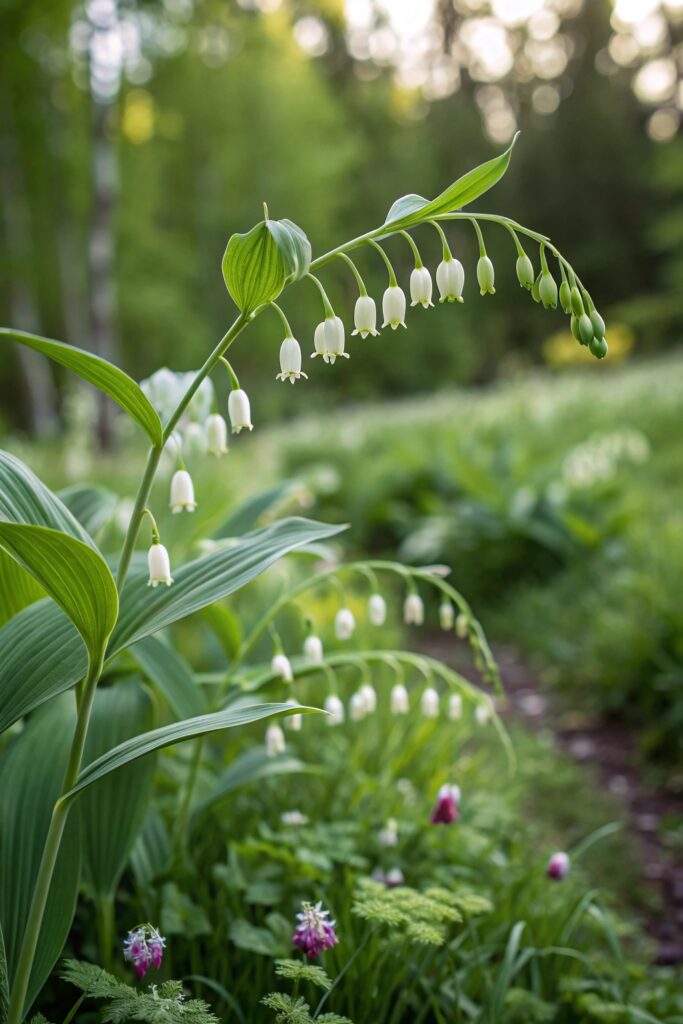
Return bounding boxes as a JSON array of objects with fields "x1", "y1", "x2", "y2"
[{"x1": 0, "y1": 136, "x2": 603, "y2": 1023}]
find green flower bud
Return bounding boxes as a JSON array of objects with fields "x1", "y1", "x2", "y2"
[
  {"x1": 570, "y1": 315, "x2": 583, "y2": 343},
  {"x1": 559, "y1": 280, "x2": 572, "y2": 314},
  {"x1": 590, "y1": 310, "x2": 605, "y2": 338},
  {"x1": 539, "y1": 272, "x2": 558, "y2": 310},
  {"x1": 516, "y1": 254, "x2": 534, "y2": 290},
  {"x1": 477, "y1": 255, "x2": 495, "y2": 295},
  {"x1": 578, "y1": 313, "x2": 594, "y2": 346},
  {"x1": 531, "y1": 273, "x2": 542, "y2": 303},
  {"x1": 589, "y1": 335, "x2": 608, "y2": 359},
  {"x1": 570, "y1": 286, "x2": 584, "y2": 317}
]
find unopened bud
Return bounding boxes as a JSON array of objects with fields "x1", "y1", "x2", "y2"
[
  {"x1": 589, "y1": 335, "x2": 608, "y2": 359},
  {"x1": 477, "y1": 256, "x2": 495, "y2": 296},
  {"x1": 570, "y1": 286, "x2": 584, "y2": 317},
  {"x1": 515, "y1": 254, "x2": 534, "y2": 290},
  {"x1": 590, "y1": 310, "x2": 605, "y2": 338},
  {"x1": 559, "y1": 280, "x2": 572, "y2": 314},
  {"x1": 578, "y1": 313, "x2": 594, "y2": 346},
  {"x1": 539, "y1": 272, "x2": 558, "y2": 310}
]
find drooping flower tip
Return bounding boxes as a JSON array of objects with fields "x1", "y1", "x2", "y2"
[
  {"x1": 385, "y1": 867, "x2": 405, "y2": 888},
  {"x1": 475, "y1": 702, "x2": 491, "y2": 726},
  {"x1": 206, "y1": 413, "x2": 229, "y2": 456},
  {"x1": 439, "y1": 600, "x2": 454, "y2": 631},
  {"x1": 368, "y1": 592, "x2": 387, "y2": 626},
  {"x1": 455, "y1": 613, "x2": 469, "y2": 639},
  {"x1": 228, "y1": 388, "x2": 253, "y2": 433},
  {"x1": 516, "y1": 253, "x2": 535, "y2": 290},
  {"x1": 271, "y1": 653, "x2": 294, "y2": 682},
  {"x1": 436, "y1": 257, "x2": 465, "y2": 303},
  {"x1": 123, "y1": 926, "x2": 166, "y2": 979},
  {"x1": 547, "y1": 851, "x2": 570, "y2": 880},
  {"x1": 382, "y1": 285, "x2": 407, "y2": 329},
  {"x1": 410, "y1": 266, "x2": 434, "y2": 308},
  {"x1": 430, "y1": 783, "x2": 460, "y2": 825},
  {"x1": 539, "y1": 272, "x2": 558, "y2": 310},
  {"x1": 477, "y1": 255, "x2": 496, "y2": 295},
  {"x1": 359, "y1": 683, "x2": 377, "y2": 714},
  {"x1": 265, "y1": 723, "x2": 286, "y2": 758},
  {"x1": 169, "y1": 469, "x2": 197, "y2": 513},
  {"x1": 303, "y1": 633, "x2": 324, "y2": 665},
  {"x1": 349, "y1": 691, "x2": 367, "y2": 722},
  {"x1": 292, "y1": 901, "x2": 339, "y2": 959},
  {"x1": 335, "y1": 607, "x2": 356, "y2": 640},
  {"x1": 147, "y1": 542, "x2": 173, "y2": 588},
  {"x1": 404, "y1": 592, "x2": 425, "y2": 626},
  {"x1": 448, "y1": 693, "x2": 463, "y2": 721},
  {"x1": 277, "y1": 336, "x2": 308, "y2": 383},
  {"x1": 323, "y1": 316, "x2": 349, "y2": 364},
  {"x1": 352, "y1": 295, "x2": 379, "y2": 338},
  {"x1": 324, "y1": 694, "x2": 345, "y2": 726},
  {"x1": 390, "y1": 683, "x2": 409, "y2": 715},
  {"x1": 421, "y1": 686, "x2": 440, "y2": 719}
]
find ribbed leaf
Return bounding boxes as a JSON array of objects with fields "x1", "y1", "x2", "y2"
[
  {"x1": 0, "y1": 522, "x2": 118, "y2": 662},
  {"x1": 110, "y1": 518, "x2": 344, "y2": 653},
  {"x1": 214, "y1": 481, "x2": 297, "y2": 539},
  {"x1": 195, "y1": 747, "x2": 315, "y2": 817},
  {"x1": 131, "y1": 636, "x2": 207, "y2": 720},
  {"x1": 0, "y1": 329, "x2": 163, "y2": 446},
  {"x1": 0, "y1": 551, "x2": 45, "y2": 628},
  {"x1": 0, "y1": 601, "x2": 86, "y2": 736},
  {"x1": 0, "y1": 697, "x2": 81, "y2": 1015},
  {"x1": 59, "y1": 484, "x2": 119, "y2": 539},
  {"x1": 80, "y1": 679, "x2": 156, "y2": 899},
  {"x1": 222, "y1": 220, "x2": 287, "y2": 314},
  {"x1": 382, "y1": 134, "x2": 519, "y2": 233},
  {"x1": 0, "y1": 450, "x2": 95, "y2": 546},
  {"x1": 0, "y1": 922, "x2": 8, "y2": 1024},
  {"x1": 266, "y1": 218, "x2": 312, "y2": 283},
  {"x1": 65, "y1": 703, "x2": 319, "y2": 799}
]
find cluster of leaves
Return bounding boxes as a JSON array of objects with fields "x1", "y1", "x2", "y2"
[
  {"x1": 261, "y1": 959, "x2": 350, "y2": 1024},
  {"x1": 351, "y1": 879, "x2": 490, "y2": 948}
]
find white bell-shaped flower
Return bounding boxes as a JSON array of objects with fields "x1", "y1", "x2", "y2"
[
  {"x1": 350, "y1": 691, "x2": 367, "y2": 721},
  {"x1": 390, "y1": 683, "x2": 409, "y2": 715},
  {"x1": 277, "y1": 337, "x2": 308, "y2": 384},
  {"x1": 439, "y1": 601, "x2": 454, "y2": 631},
  {"x1": 359, "y1": 683, "x2": 377, "y2": 714},
  {"x1": 456, "y1": 613, "x2": 469, "y2": 639},
  {"x1": 184, "y1": 421, "x2": 206, "y2": 458},
  {"x1": 228, "y1": 389, "x2": 253, "y2": 433},
  {"x1": 170, "y1": 470, "x2": 197, "y2": 513},
  {"x1": 335, "y1": 608, "x2": 356, "y2": 640},
  {"x1": 147, "y1": 542, "x2": 173, "y2": 588},
  {"x1": 352, "y1": 295, "x2": 379, "y2": 338},
  {"x1": 303, "y1": 634, "x2": 324, "y2": 664},
  {"x1": 410, "y1": 266, "x2": 434, "y2": 308},
  {"x1": 448, "y1": 693, "x2": 463, "y2": 721},
  {"x1": 265, "y1": 723, "x2": 286, "y2": 757},
  {"x1": 311, "y1": 321, "x2": 326, "y2": 359},
  {"x1": 436, "y1": 258, "x2": 465, "y2": 303},
  {"x1": 323, "y1": 316, "x2": 349, "y2": 365},
  {"x1": 475, "y1": 702, "x2": 491, "y2": 725},
  {"x1": 206, "y1": 413, "x2": 229, "y2": 457},
  {"x1": 324, "y1": 694, "x2": 345, "y2": 725},
  {"x1": 271, "y1": 653, "x2": 293, "y2": 682},
  {"x1": 421, "y1": 686, "x2": 440, "y2": 718},
  {"x1": 368, "y1": 593, "x2": 387, "y2": 626},
  {"x1": 285, "y1": 700, "x2": 303, "y2": 732},
  {"x1": 403, "y1": 593, "x2": 424, "y2": 626},
  {"x1": 382, "y1": 285, "x2": 407, "y2": 329},
  {"x1": 477, "y1": 255, "x2": 496, "y2": 295}
]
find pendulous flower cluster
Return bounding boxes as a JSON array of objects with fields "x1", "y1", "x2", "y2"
[
  {"x1": 291, "y1": 901, "x2": 339, "y2": 959},
  {"x1": 122, "y1": 925, "x2": 166, "y2": 979}
]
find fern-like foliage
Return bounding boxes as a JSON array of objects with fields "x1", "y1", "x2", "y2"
[
  {"x1": 351, "y1": 878, "x2": 471, "y2": 946},
  {"x1": 261, "y1": 992, "x2": 353, "y2": 1024},
  {"x1": 274, "y1": 959, "x2": 332, "y2": 990}
]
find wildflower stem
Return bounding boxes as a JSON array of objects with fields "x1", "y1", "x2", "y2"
[
  {"x1": 336, "y1": 252, "x2": 368, "y2": 295},
  {"x1": 469, "y1": 217, "x2": 487, "y2": 257},
  {"x1": 270, "y1": 301, "x2": 294, "y2": 338},
  {"x1": 367, "y1": 239, "x2": 398, "y2": 286},
  {"x1": 429, "y1": 220, "x2": 452, "y2": 261},
  {"x1": 399, "y1": 230, "x2": 423, "y2": 268},
  {"x1": 219, "y1": 356, "x2": 241, "y2": 391},
  {"x1": 306, "y1": 273, "x2": 336, "y2": 318}
]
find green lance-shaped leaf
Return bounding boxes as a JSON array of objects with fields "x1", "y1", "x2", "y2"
[
  {"x1": 131, "y1": 635, "x2": 208, "y2": 720},
  {"x1": 265, "y1": 217, "x2": 312, "y2": 283},
  {"x1": 63, "y1": 703, "x2": 319, "y2": 799},
  {"x1": 80, "y1": 678, "x2": 157, "y2": 900},
  {"x1": 382, "y1": 134, "x2": 519, "y2": 233},
  {"x1": 0, "y1": 450, "x2": 96, "y2": 546},
  {"x1": 0, "y1": 552, "x2": 45, "y2": 628},
  {"x1": 0, "y1": 922, "x2": 8, "y2": 1024},
  {"x1": 0, "y1": 697, "x2": 81, "y2": 1016},
  {"x1": 222, "y1": 221, "x2": 287, "y2": 315},
  {"x1": 194, "y1": 747, "x2": 315, "y2": 819},
  {"x1": 58, "y1": 484, "x2": 119, "y2": 539},
  {"x1": 0, "y1": 329, "x2": 163, "y2": 447}
]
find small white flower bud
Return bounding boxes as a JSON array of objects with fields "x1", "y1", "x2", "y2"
[
  {"x1": 228, "y1": 389, "x2": 253, "y2": 433},
  {"x1": 368, "y1": 593, "x2": 387, "y2": 626},
  {"x1": 439, "y1": 601, "x2": 455, "y2": 631},
  {"x1": 403, "y1": 593, "x2": 424, "y2": 626},
  {"x1": 352, "y1": 295, "x2": 379, "y2": 338},
  {"x1": 170, "y1": 469, "x2": 197, "y2": 514},
  {"x1": 475, "y1": 702, "x2": 491, "y2": 725},
  {"x1": 147, "y1": 542, "x2": 173, "y2": 588},
  {"x1": 382, "y1": 285, "x2": 407, "y2": 330},
  {"x1": 265, "y1": 723, "x2": 286, "y2": 757},
  {"x1": 324, "y1": 694, "x2": 345, "y2": 725},
  {"x1": 311, "y1": 321, "x2": 326, "y2": 359},
  {"x1": 271, "y1": 653, "x2": 293, "y2": 682},
  {"x1": 322, "y1": 316, "x2": 348, "y2": 365},
  {"x1": 285, "y1": 700, "x2": 303, "y2": 732},
  {"x1": 335, "y1": 608, "x2": 356, "y2": 640},
  {"x1": 436, "y1": 258, "x2": 465, "y2": 303},
  {"x1": 390, "y1": 683, "x2": 409, "y2": 715},
  {"x1": 421, "y1": 686, "x2": 440, "y2": 718},
  {"x1": 206, "y1": 414, "x2": 228, "y2": 457},
  {"x1": 379, "y1": 818, "x2": 398, "y2": 846},
  {"x1": 277, "y1": 337, "x2": 308, "y2": 383},
  {"x1": 448, "y1": 693, "x2": 463, "y2": 720},
  {"x1": 477, "y1": 255, "x2": 496, "y2": 295},
  {"x1": 409, "y1": 266, "x2": 434, "y2": 308},
  {"x1": 385, "y1": 867, "x2": 405, "y2": 887},
  {"x1": 359, "y1": 683, "x2": 377, "y2": 714},
  {"x1": 455, "y1": 613, "x2": 468, "y2": 639},
  {"x1": 350, "y1": 691, "x2": 367, "y2": 721},
  {"x1": 303, "y1": 634, "x2": 324, "y2": 664}
]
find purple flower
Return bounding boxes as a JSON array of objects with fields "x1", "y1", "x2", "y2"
[
  {"x1": 430, "y1": 784, "x2": 461, "y2": 825},
  {"x1": 123, "y1": 925, "x2": 166, "y2": 979},
  {"x1": 292, "y1": 901, "x2": 339, "y2": 958},
  {"x1": 547, "y1": 851, "x2": 570, "y2": 881}
]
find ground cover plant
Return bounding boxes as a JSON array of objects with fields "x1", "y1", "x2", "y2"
[{"x1": 2, "y1": 137, "x2": 677, "y2": 1024}]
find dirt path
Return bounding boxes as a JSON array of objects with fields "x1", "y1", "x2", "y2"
[{"x1": 423, "y1": 635, "x2": 683, "y2": 965}]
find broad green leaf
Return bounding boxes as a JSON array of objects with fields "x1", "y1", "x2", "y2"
[
  {"x1": 382, "y1": 135, "x2": 519, "y2": 233},
  {"x1": 0, "y1": 922, "x2": 8, "y2": 1024},
  {"x1": 65, "y1": 702, "x2": 319, "y2": 799},
  {"x1": 0, "y1": 697, "x2": 81, "y2": 1016},
  {"x1": 194, "y1": 747, "x2": 314, "y2": 818},
  {"x1": 266, "y1": 218, "x2": 312, "y2": 283},
  {"x1": 110, "y1": 518, "x2": 344, "y2": 654},
  {"x1": 0, "y1": 522, "x2": 118, "y2": 662},
  {"x1": 202, "y1": 604, "x2": 242, "y2": 661},
  {"x1": 0, "y1": 329, "x2": 163, "y2": 446},
  {"x1": 214, "y1": 481, "x2": 297, "y2": 538},
  {"x1": 0, "y1": 551, "x2": 45, "y2": 628},
  {"x1": 222, "y1": 221, "x2": 287, "y2": 314},
  {"x1": 0, "y1": 450, "x2": 95, "y2": 546},
  {"x1": 0, "y1": 601, "x2": 86, "y2": 736},
  {"x1": 80, "y1": 678, "x2": 157, "y2": 900},
  {"x1": 131, "y1": 635, "x2": 207, "y2": 720},
  {"x1": 58, "y1": 484, "x2": 119, "y2": 539}
]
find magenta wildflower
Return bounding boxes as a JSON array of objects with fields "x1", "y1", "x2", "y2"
[
  {"x1": 547, "y1": 851, "x2": 570, "y2": 880},
  {"x1": 430, "y1": 783, "x2": 461, "y2": 825},
  {"x1": 292, "y1": 901, "x2": 338, "y2": 958},
  {"x1": 123, "y1": 925, "x2": 166, "y2": 979}
]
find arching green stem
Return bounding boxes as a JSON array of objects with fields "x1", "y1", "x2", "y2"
[
  {"x1": 429, "y1": 220, "x2": 453, "y2": 262},
  {"x1": 337, "y1": 252, "x2": 368, "y2": 296},
  {"x1": 270, "y1": 301, "x2": 294, "y2": 338},
  {"x1": 306, "y1": 273, "x2": 335, "y2": 318},
  {"x1": 399, "y1": 230, "x2": 423, "y2": 268},
  {"x1": 368, "y1": 239, "x2": 398, "y2": 286}
]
